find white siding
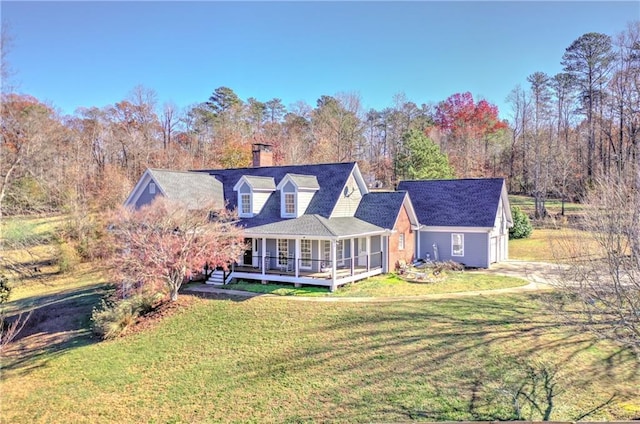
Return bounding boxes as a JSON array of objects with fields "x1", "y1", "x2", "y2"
[
  {"x1": 489, "y1": 198, "x2": 509, "y2": 263},
  {"x1": 253, "y1": 192, "x2": 271, "y2": 214},
  {"x1": 297, "y1": 190, "x2": 316, "y2": 217},
  {"x1": 330, "y1": 173, "x2": 363, "y2": 218}
]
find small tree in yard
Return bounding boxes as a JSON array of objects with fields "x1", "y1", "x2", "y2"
[
  {"x1": 509, "y1": 206, "x2": 533, "y2": 239},
  {"x1": 107, "y1": 198, "x2": 245, "y2": 301}
]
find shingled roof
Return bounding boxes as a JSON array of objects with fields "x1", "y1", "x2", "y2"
[
  {"x1": 355, "y1": 192, "x2": 409, "y2": 229},
  {"x1": 245, "y1": 215, "x2": 385, "y2": 238},
  {"x1": 397, "y1": 178, "x2": 505, "y2": 228},
  {"x1": 148, "y1": 169, "x2": 224, "y2": 210},
  {"x1": 196, "y1": 162, "x2": 357, "y2": 228}
]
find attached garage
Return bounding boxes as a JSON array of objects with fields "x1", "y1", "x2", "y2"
[{"x1": 398, "y1": 178, "x2": 513, "y2": 269}]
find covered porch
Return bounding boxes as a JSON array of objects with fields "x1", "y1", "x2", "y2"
[{"x1": 232, "y1": 215, "x2": 388, "y2": 291}]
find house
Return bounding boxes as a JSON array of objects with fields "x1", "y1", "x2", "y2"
[
  {"x1": 124, "y1": 144, "x2": 511, "y2": 290},
  {"x1": 397, "y1": 178, "x2": 512, "y2": 268}
]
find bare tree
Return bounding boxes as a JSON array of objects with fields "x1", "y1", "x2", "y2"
[{"x1": 554, "y1": 169, "x2": 640, "y2": 356}]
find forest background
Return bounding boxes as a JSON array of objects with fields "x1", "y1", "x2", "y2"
[{"x1": 1, "y1": 22, "x2": 638, "y2": 224}]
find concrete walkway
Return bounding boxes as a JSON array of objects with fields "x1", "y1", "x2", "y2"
[{"x1": 182, "y1": 260, "x2": 561, "y2": 303}]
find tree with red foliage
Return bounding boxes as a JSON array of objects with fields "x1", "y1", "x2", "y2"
[
  {"x1": 434, "y1": 92, "x2": 508, "y2": 176},
  {"x1": 107, "y1": 198, "x2": 245, "y2": 301}
]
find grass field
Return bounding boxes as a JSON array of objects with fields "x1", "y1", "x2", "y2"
[
  {"x1": 221, "y1": 272, "x2": 528, "y2": 297},
  {"x1": 509, "y1": 195, "x2": 584, "y2": 216},
  {"x1": 509, "y1": 227, "x2": 604, "y2": 262},
  {"x1": 2, "y1": 292, "x2": 639, "y2": 423},
  {"x1": 3, "y1": 214, "x2": 638, "y2": 422}
]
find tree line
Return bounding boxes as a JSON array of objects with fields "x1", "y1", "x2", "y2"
[{"x1": 1, "y1": 23, "x2": 638, "y2": 218}]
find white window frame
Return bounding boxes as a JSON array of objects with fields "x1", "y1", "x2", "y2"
[
  {"x1": 300, "y1": 239, "x2": 312, "y2": 269},
  {"x1": 336, "y1": 240, "x2": 344, "y2": 266},
  {"x1": 323, "y1": 240, "x2": 331, "y2": 263},
  {"x1": 240, "y1": 193, "x2": 251, "y2": 216},
  {"x1": 399, "y1": 233, "x2": 405, "y2": 251},
  {"x1": 277, "y1": 239, "x2": 289, "y2": 267},
  {"x1": 452, "y1": 233, "x2": 464, "y2": 257},
  {"x1": 149, "y1": 182, "x2": 156, "y2": 194},
  {"x1": 322, "y1": 240, "x2": 344, "y2": 267},
  {"x1": 284, "y1": 192, "x2": 296, "y2": 216}
]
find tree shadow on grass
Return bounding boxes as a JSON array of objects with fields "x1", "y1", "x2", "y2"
[
  {"x1": 2, "y1": 283, "x2": 112, "y2": 376},
  {"x1": 233, "y1": 293, "x2": 639, "y2": 422}
]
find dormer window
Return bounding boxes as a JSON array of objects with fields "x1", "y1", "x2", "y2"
[
  {"x1": 240, "y1": 193, "x2": 251, "y2": 215},
  {"x1": 277, "y1": 173, "x2": 320, "y2": 218},
  {"x1": 284, "y1": 192, "x2": 295, "y2": 215},
  {"x1": 233, "y1": 175, "x2": 276, "y2": 218}
]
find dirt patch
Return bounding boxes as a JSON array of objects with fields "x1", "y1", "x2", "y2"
[{"x1": 124, "y1": 295, "x2": 201, "y2": 337}]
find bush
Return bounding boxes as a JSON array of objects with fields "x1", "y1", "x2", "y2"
[
  {"x1": 56, "y1": 242, "x2": 80, "y2": 273},
  {"x1": 509, "y1": 206, "x2": 533, "y2": 239},
  {"x1": 0, "y1": 274, "x2": 11, "y2": 304},
  {"x1": 58, "y1": 213, "x2": 107, "y2": 260},
  {"x1": 91, "y1": 292, "x2": 162, "y2": 340}
]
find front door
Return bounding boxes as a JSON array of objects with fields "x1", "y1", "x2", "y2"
[
  {"x1": 243, "y1": 238, "x2": 253, "y2": 266},
  {"x1": 357, "y1": 237, "x2": 367, "y2": 267}
]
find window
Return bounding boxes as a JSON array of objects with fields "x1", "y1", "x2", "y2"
[
  {"x1": 240, "y1": 194, "x2": 251, "y2": 215},
  {"x1": 300, "y1": 239, "x2": 311, "y2": 268},
  {"x1": 284, "y1": 192, "x2": 295, "y2": 215},
  {"x1": 399, "y1": 233, "x2": 405, "y2": 251},
  {"x1": 323, "y1": 241, "x2": 331, "y2": 262},
  {"x1": 322, "y1": 240, "x2": 343, "y2": 266},
  {"x1": 149, "y1": 182, "x2": 156, "y2": 194},
  {"x1": 277, "y1": 239, "x2": 289, "y2": 267},
  {"x1": 452, "y1": 233, "x2": 464, "y2": 256}
]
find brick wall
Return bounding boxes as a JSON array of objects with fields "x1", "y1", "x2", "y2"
[{"x1": 389, "y1": 204, "x2": 415, "y2": 271}]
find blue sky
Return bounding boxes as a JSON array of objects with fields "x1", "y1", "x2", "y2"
[{"x1": 2, "y1": 1, "x2": 638, "y2": 119}]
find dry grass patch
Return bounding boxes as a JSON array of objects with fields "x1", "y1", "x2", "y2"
[{"x1": 509, "y1": 227, "x2": 603, "y2": 262}]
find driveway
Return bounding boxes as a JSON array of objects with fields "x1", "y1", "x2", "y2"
[{"x1": 182, "y1": 260, "x2": 561, "y2": 303}]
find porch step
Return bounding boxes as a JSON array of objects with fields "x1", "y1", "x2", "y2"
[{"x1": 206, "y1": 270, "x2": 231, "y2": 285}]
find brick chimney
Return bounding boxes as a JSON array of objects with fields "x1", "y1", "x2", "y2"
[{"x1": 252, "y1": 143, "x2": 273, "y2": 167}]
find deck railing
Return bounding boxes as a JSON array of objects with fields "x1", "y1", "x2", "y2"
[{"x1": 235, "y1": 252, "x2": 384, "y2": 279}]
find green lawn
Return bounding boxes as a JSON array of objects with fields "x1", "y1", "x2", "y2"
[
  {"x1": 509, "y1": 227, "x2": 602, "y2": 262},
  {"x1": 2, "y1": 292, "x2": 638, "y2": 423},
  {"x1": 509, "y1": 195, "x2": 584, "y2": 216},
  {"x1": 216, "y1": 272, "x2": 528, "y2": 298},
  {"x1": 3, "y1": 214, "x2": 638, "y2": 422}
]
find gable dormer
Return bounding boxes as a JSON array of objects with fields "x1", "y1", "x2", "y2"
[
  {"x1": 233, "y1": 175, "x2": 276, "y2": 217},
  {"x1": 330, "y1": 164, "x2": 368, "y2": 218},
  {"x1": 276, "y1": 174, "x2": 320, "y2": 218}
]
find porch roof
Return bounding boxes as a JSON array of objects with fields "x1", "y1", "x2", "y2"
[{"x1": 244, "y1": 214, "x2": 386, "y2": 239}]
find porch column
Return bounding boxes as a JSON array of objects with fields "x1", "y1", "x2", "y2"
[
  {"x1": 294, "y1": 238, "x2": 300, "y2": 279},
  {"x1": 261, "y1": 238, "x2": 267, "y2": 275},
  {"x1": 350, "y1": 238, "x2": 355, "y2": 276},
  {"x1": 330, "y1": 239, "x2": 337, "y2": 291},
  {"x1": 416, "y1": 229, "x2": 421, "y2": 259},
  {"x1": 366, "y1": 236, "x2": 371, "y2": 271}
]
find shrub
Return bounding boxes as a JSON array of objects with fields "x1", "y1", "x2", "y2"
[
  {"x1": 509, "y1": 206, "x2": 533, "y2": 239},
  {"x1": 91, "y1": 292, "x2": 162, "y2": 340},
  {"x1": 58, "y1": 213, "x2": 107, "y2": 260},
  {"x1": 56, "y1": 242, "x2": 80, "y2": 273},
  {"x1": 0, "y1": 274, "x2": 11, "y2": 304}
]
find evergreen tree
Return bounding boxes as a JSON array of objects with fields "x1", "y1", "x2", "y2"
[{"x1": 395, "y1": 129, "x2": 455, "y2": 181}]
